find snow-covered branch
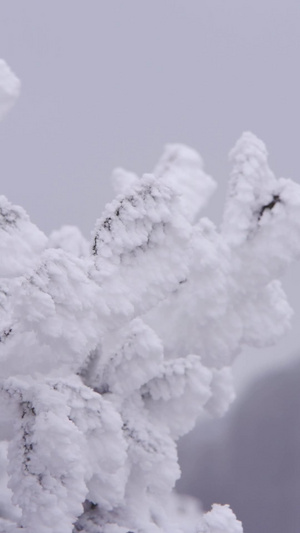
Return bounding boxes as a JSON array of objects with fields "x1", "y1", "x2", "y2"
[{"x1": 0, "y1": 62, "x2": 299, "y2": 533}]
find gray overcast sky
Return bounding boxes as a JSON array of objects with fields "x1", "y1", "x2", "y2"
[{"x1": 0, "y1": 0, "x2": 299, "y2": 387}]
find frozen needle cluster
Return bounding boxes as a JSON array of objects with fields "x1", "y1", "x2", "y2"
[{"x1": 0, "y1": 62, "x2": 299, "y2": 533}]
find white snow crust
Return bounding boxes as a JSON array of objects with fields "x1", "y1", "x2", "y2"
[{"x1": 0, "y1": 67, "x2": 299, "y2": 533}]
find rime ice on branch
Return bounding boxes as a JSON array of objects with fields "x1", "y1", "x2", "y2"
[{"x1": 0, "y1": 65, "x2": 299, "y2": 532}]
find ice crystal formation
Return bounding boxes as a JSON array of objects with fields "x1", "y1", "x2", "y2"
[{"x1": 0, "y1": 61, "x2": 299, "y2": 533}]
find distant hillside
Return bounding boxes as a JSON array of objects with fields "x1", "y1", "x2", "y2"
[{"x1": 177, "y1": 358, "x2": 300, "y2": 533}]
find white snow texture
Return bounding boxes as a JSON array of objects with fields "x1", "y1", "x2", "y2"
[{"x1": 0, "y1": 62, "x2": 300, "y2": 533}]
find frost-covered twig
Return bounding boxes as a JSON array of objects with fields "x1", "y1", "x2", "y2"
[{"x1": 0, "y1": 63, "x2": 299, "y2": 533}]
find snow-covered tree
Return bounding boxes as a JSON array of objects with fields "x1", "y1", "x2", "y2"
[{"x1": 0, "y1": 60, "x2": 299, "y2": 533}]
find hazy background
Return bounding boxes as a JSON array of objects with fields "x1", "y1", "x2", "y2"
[
  {"x1": 177, "y1": 357, "x2": 300, "y2": 533},
  {"x1": 0, "y1": 2, "x2": 299, "y2": 530}
]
